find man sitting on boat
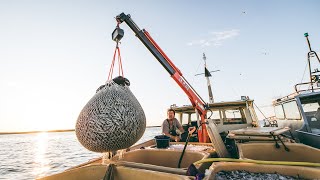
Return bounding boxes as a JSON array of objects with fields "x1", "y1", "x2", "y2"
[{"x1": 162, "y1": 108, "x2": 185, "y2": 142}]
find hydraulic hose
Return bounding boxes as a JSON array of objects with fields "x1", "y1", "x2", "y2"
[
  {"x1": 177, "y1": 124, "x2": 201, "y2": 168},
  {"x1": 193, "y1": 158, "x2": 320, "y2": 167}
]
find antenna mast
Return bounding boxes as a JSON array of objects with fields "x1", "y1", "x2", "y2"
[
  {"x1": 195, "y1": 53, "x2": 220, "y2": 103},
  {"x1": 204, "y1": 53, "x2": 214, "y2": 103},
  {"x1": 305, "y1": 33, "x2": 320, "y2": 92}
]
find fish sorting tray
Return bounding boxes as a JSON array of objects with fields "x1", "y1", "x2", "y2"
[
  {"x1": 37, "y1": 164, "x2": 193, "y2": 180},
  {"x1": 237, "y1": 143, "x2": 320, "y2": 163},
  {"x1": 207, "y1": 162, "x2": 320, "y2": 180},
  {"x1": 113, "y1": 149, "x2": 209, "y2": 168}
]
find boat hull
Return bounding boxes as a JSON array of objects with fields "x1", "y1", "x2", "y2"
[{"x1": 296, "y1": 129, "x2": 320, "y2": 149}]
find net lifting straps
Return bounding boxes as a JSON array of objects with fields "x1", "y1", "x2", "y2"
[
  {"x1": 108, "y1": 41, "x2": 124, "y2": 81},
  {"x1": 75, "y1": 22, "x2": 146, "y2": 153}
]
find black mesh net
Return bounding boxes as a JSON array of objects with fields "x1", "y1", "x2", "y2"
[{"x1": 76, "y1": 77, "x2": 146, "y2": 152}]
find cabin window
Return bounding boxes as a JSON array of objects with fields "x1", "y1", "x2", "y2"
[
  {"x1": 283, "y1": 101, "x2": 301, "y2": 120},
  {"x1": 190, "y1": 113, "x2": 199, "y2": 121},
  {"x1": 302, "y1": 102, "x2": 319, "y2": 113},
  {"x1": 274, "y1": 105, "x2": 285, "y2": 119},
  {"x1": 176, "y1": 113, "x2": 190, "y2": 125},
  {"x1": 223, "y1": 108, "x2": 246, "y2": 124},
  {"x1": 301, "y1": 102, "x2": 319, "y2": 122},
  {"x1": 207, "y1": 110, "x2": 221, "y2": 124}
]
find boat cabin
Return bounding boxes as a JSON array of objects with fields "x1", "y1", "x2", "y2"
[
  {"x1": 265, "y1": 33, "x2": 320, "y2": 148},
  {"x1": 171, "y1": 97, "x2": 259, "y2": 135},
  {"x1": 270, "y1": 89, "x2": 320, "y2": 148}
]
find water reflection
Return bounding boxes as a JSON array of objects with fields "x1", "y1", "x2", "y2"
[
  {"x1": 0, "y1": 128, "x2": 158, "y2": 179},
  {"x1": 32, "y1": 132, "x2": 50, "y2": 178}
]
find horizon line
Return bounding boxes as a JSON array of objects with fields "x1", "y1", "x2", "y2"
[{"x1": 0, "y1": 126, "x2": 161, "y2": 135}]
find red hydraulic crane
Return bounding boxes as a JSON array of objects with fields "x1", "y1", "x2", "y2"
[{"x1": 113, "y1": 13, "x2": 210, "y2": 143}]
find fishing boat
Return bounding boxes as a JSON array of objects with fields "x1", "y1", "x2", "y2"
[
  {"x1": 39, "y1": 14, "x2": 320, "y2": 180},
  {"x1": 262, "y1": 33, "x2": 320, "y2": 149},
  {"x1": 39, "y1": 136, "x2": 320, "y2": 180},
  {"x1": 39, "y1": 108, "x2": 320, "y2": 180}
]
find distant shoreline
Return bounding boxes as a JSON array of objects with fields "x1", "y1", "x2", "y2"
[
  {"x1": 146, "y1": 125, "x2": 161, "y2": 128},
  {"x1": 0, "y1": 126, "x2": 161, "y2": 135},
  {"x1": 0, "y1": 129, "x2": 75, "y2": 135}
]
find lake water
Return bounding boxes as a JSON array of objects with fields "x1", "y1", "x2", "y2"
[{"x1": 0, "y1": 127, "x2": 161, "y2": 180}]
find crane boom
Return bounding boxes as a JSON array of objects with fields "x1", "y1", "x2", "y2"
[{"x1": 114, "y1": 13, "x2": 209, "y2": 142}]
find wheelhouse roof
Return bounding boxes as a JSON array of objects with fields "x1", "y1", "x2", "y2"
[
  {"x1": 171, "y1": 99, "x2": 254, "y2": 114},
  {"x1": 273, "y1": 90, "x2": 320, "y2": 105}
]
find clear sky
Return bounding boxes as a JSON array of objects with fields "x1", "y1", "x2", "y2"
[{"x1": 1, "y1": 0, "x2": 320, "y2": 132}]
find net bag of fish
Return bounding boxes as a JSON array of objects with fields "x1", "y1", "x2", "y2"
[{"x1": 76, "y1": 76, "x2": 146, "y2": 152}]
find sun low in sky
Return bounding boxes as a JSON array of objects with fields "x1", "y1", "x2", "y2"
[{"x1": 1, "y1": 0, "x2": 320, "y2": 132}]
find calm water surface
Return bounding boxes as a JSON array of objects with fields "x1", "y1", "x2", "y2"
[{"x1": 0, "y1": 127, "x2": 161, "y2": 180}]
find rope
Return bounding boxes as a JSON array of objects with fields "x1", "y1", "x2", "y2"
[
  {"x1": 117, "y1": 47, "x2": 124, "y2": 77},
  {"x1": 300, "y1": 61, "x2": 308, "y2": 84},
  {"x1": 253, "y1": 101, "x2": 267, "y2": 119},
  {"x1": 107, "y1": 21, "x2": 124, "y2": 81},
  {"x1": 193, "y1": 158, "x2": 320, "y2": 167},
  {"x1": 108, "y1": 42, "x2": 124, "y2": 81},
  {"x1": 103, "y1": 163, "x2": 115, "y2": 180},
  {"x1": 107, "y1": 46, "x2": 117, "y2": 80}
]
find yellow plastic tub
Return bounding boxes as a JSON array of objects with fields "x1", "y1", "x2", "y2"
[
  {"x1": 206, "y1": 162, "x2": 320, "y2": 180},
  {"x1": 237, "y1": 143, "x2": 320, "y2": 163},
  {"x1": 38, "y1": 164, "x2": 193, "y2": 180}
]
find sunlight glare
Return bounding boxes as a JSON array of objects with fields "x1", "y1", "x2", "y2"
[{"x1": 32, "y1": 132, "x2": 50, "y2": 178}]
